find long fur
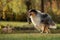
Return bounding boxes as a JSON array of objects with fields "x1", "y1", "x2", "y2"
[{"x1": 28, "y1": 9, "x2": 57, "y2": 33}]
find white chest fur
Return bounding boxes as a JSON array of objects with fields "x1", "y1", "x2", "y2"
[{"x1": 30, "y1": 15, "x2": 41, "y2": 27}]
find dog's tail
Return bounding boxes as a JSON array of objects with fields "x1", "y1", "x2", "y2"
[{"x1": 49, "y1": 22, "x2": 57, "y2": 29}]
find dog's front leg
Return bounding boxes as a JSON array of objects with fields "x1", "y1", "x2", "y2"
[
  {"x1": 34, "y1": 24, "x2": 45, "y2": 33},
  {"x1": 34, "y1": 26, "x2": 41, "y2": 32},
  {"x1": 39, "y1": 24, "x2": 45, "y2": 33}
]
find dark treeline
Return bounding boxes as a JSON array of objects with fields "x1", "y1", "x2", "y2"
[{"x1": 0, "y1": 0, "x2": 60, "y2": 23}]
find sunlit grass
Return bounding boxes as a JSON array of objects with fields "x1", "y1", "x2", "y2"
[
  {"x1": 0, "y1": 33, "x2": 60, "y2": 40},
  {"x1": 0, "y1": 21, "x2": 29, "y2": 27},
  {"x1": 0, "y1": 21, "x2": 60, "y2": 27},
  {"x1": 0, "y1": 21, "x2": 60, "y2": 40},
  {"x1": 57, "y1": 24, "x2": 60, "y2": 27},
  {"x1": 0, "y1": 21, "x2": 60, "y2": 33}
]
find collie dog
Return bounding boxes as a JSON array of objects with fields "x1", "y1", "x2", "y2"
[{"x1": 28, "y1": 9, "x2": 57, "y2": 33}]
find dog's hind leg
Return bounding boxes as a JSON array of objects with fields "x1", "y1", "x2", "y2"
[{"x1": 44, "y1": 25, "x2": 50, "y2": 33}]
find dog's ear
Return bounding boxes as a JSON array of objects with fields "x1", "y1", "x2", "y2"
[{"x1": 28, "y1": 9, "x2": 37, "y2": 14}]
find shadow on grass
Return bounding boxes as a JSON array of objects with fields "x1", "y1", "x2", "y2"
[
  {"x1": 13, "y1": 27, "x2": 60, "y2": 34},
  {"x1": 0, "y1": 25, "x2": 60, "y2": 34}
]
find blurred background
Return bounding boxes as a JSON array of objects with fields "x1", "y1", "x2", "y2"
[
  {"x1": 0, "y1": 0, "x2": 60, "y2": 23},
  {"x1": 0, "y1": 0, "x2": 60, "y2": 34},
  {"x1": 0, "y1": 0, "x2": 60, "y2": 40}
]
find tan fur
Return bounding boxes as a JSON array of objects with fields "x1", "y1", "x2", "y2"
[
  {"x1": 35, "y1": 24, "x2": 50, "y2": 33},
  {"x1": 29, "y1": 11, "x2": 50, "y2": 33},
  {"x1": 44, "y1": 24, "x2": 50, "y2": 33},
  {"x1": 30, "y1": 12, "x2": 36, "y2": 17}
]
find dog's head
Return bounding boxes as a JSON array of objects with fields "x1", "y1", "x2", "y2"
[{"x1": 28, "y1": 9, "x2": 38, "y2": 17}]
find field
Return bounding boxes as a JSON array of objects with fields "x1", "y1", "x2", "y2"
[
  {"x1": 0, "y1": 34, "x2": 60, "y2": 40},
  {"x1": 0, "y1": 21, "x2": 60, "y2": 40},
  {"x1": 0, "y1": 21, "x2": 29, "y2": 27}
]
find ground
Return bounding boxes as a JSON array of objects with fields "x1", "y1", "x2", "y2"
[
  {"x1": 0, "y1": 21, "x2": 60, "y2": 40},
  {"x1": 0, "y1": 33, "x2": 60, "y2": 40}
]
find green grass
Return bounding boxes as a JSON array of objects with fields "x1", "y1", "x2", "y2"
[
  {"x1": 0, "y1": 21, "x2": 60, "y2": 40},
  {"x1": 0, "y1": 21, "x2": 60, "y2": 27},
  {"x1": 57, "y1": 24, "x2": 60, "y2": 27},
  {"x1": 0, "y1": 33, "x2": 60, "y2": 40},
  {"x1": 0, "y1": 21, "x2": 30, "y2": 27},
  {"x1": 0, "y1": 21, "x2": 60, "y2": 33},
  {"x1": 0, "y1": 21, "x2": 27, "y2": 27}
]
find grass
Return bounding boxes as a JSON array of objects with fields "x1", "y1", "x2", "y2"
[
  {"x1": 0, "y1": 33, "x2": 60, "y2": 40},
  {"x1": 0, "y1": 21, "x2": 31, "y2": 27},
  {"x1": 0, "y1": 21, "x2": 60, "y2": 40},
  {"x1": 0, "y1": 21, "x2": 59, "y2": 28},
  {"x1": 0, "y1": 21, "x2": 60, "y2": 27},
  {"x1": 0, "y1": 21, "x2": 60, "y2": 33}
]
